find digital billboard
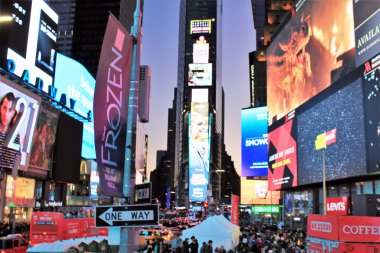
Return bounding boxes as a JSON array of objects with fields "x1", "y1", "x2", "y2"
[
  {"x1": 0, "y1": 76, "x2": 41, "y2": 170},
  {"x1": 188, "y1": 63, "x2": 212, "y2": 86},
  {"x1": 267, "y1": 0, "x2": 355, "y2": 124},
  {"x1": 268, "y1": 119, "x2": 297, "y2": 190},
  {"x1": 363, "y1": 54, "x2": 380, "y2": 173},
  {"x1": 189, "y1": 89, "x2": 210, "y2": 202},
  {"x1": 240, "y1": 179, "x2": 280, "y2": 205},
  {"x1": 353, "y1": 0, "x2": 380, "y2": 67},
  {"x1": 297, "y1": 79, "x2": 367, "y2": 185},
  {"x1": 54, "y1": 53, "x2": 96, "y2": 159},
  {"x1": 0, "y1": 0, "x2": 58, "y2": 92},
  {"x1": 193, "y1": 37, "x2": 209, "y2": 64},
  {"x1": 190, "y1": 19, "x2": 213, "y2": 34},
  {"x1": 241, "y1": 106, "x2": 268, "y2": 177}
]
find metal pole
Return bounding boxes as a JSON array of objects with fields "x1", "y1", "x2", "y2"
[
  {"x1": 322, "y1": 150, "x2": 327, "y2": 215},
  {"x1": 120, "y1": 0, "x2": 142, "y2": 252}
]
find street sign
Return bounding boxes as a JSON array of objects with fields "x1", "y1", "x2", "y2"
[
  {"x1": 95, "y1": 204, "x2": 159, "y2": 227},
  {"x1": 134, "y1": 182, "x2": 152, "y2": 204}
]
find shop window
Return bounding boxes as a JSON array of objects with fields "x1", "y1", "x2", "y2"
[
  {"x1": 328, "y1": 186, "x2": 338, "y2": 197},
  {"x1": 350, "y1": 182, "x2": 361, "y2": 195},
  {"x1": 339, "y1": 185, "x2": 349, "y2": 196},
  {"x1": 363, "y1": 181, "x2": 374, "y2": 194},
  {"x1": 375, "y1": 180, "x2": 380, "y2": 194}
]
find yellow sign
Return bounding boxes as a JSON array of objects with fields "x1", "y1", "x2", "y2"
[{"x1": 315, "y1": 132, "x2": 326, "y2": 150}]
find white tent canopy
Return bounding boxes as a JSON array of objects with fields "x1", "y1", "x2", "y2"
[{"x1": 181, "y1": 215, "x2": 240, "y2": 252}]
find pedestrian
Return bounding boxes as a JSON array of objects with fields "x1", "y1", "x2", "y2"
[
  {"x1": 204, "y1": 240, "x2": 213, "y2": 253},
  {"x1": 182, "y1": 238, "x2": 190, "y2": 253},
  {"x1": 190, "y1": 236, "x2": 199, "y2": 253},
  {"x1": 219, "y1": 245, "x2": 226, "y2": 253},
  {"x1": 200, "y1": 242, "x2": 207, "y2": 253}
]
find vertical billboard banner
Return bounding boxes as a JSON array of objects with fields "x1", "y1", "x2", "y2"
[
  {"x1": 353, "y1": 0, "x2": 380, "y2": 67},
  {"x1": 189, "y1": 89, "x2": 210, "y2": 201},
  {"x1": 268, "y1": 119, "x2": 297, "y2": 190},
  {"x1": 241, "y1": 106, "x2": 268, "y2": 177},
  {"x1": 267, "y1": 0, "x2": 355, "y2": 124},
  {"x1": 231, "y1": 194, "x2": 239, "y2": 226},
  {"x1": 0, "y1": 77, "x2": 41, "y2": 170},
  {"x1": 53, "y1": 53, "x2": 96, "y2": 159},
  {"x1": 28, "y1": 102, "x2": 59, "y2": 177},
  {"x1": 188, "y1": 63, "x2": 212, "y2": 86},
  {"x1": 94, "y1": 14, "x2": 133, "y2": 198}
]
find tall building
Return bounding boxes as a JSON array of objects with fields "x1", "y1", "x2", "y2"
[{"x1": 174, "y1": 0, "x2": 224, "y2": 207}]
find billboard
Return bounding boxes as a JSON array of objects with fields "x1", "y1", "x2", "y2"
[
  {"x1": 53, "y1": 53, "x2": 96, "y2": 159},
  {"x1": 240, "y1": 179, "x2": 280, "y2": 205},
  {"x1": 363, "y1": 55, "x2": 380, "y2": 173},
  {"x1": 353, "y1": 0, "x2": 380, "y2": 67},
  {"x1": 297, "y1": 79, "x2": 367, "y2": 185},
  {"x1": 190, "y1": 19, "x2": 213, "y2": 34},
  {"x1": 0, "y1": 0, "x2": 58, "y2": 92},
  {"x1": 94, "y1": 14, "x2": 133, "y2": 197},
  {"x1": 268, "y1": 119, "x2": 297, "y2": 190},
  {"x1": 241, "y1": 106, "x2": 268, "y2": 177},
  {"x1": 193, "y1": 37, "x2": 209, "y2": 63},
  {"x1": 0, "y1": 76, "x2": 41, "y2": 170},
  {"x1": 188, "y1": 63, "x2": 212, "y2": 86},
  {"x1": 267, "y1": 0, "x2": 355, "y2": 124},
  {"x1": 189, "y1": 89, "x2": 210, "y2": 202}
]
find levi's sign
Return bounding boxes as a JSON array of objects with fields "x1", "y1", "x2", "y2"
[
  {"x1": 326, "y1": 197, "x2": 349, "y2": 215},
  {"x1": 95, "y1": 204, "x2": 159, "y2": 227}
]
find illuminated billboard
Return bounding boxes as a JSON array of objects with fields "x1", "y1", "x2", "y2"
[
  {"x1": 267, "y1": 0, "x2": 355, "y2": 124},
  {"x1": 0, "y1": 76, "x2": 41, "y2": 170},
  {"x1": 189, "y1": 89, "x2": 210, "y2": 202},
  {"x1": 241, "y1": 179, "x2": 280, "y2": 205},
  {"x1": 193, "y1": 37, "x2": 209, "y2": 63},
  {"x1": 190, "y1": 19, "x2": 213, "y2": 34},
  {"x1": 0, "y1": 0, "x2": 58, "y2": 92},
  {"x1": 188, "y1": 63, "x2": 212, "y2": 86},
  {"x1": 353, "y1": 0, "x2": 380, "y2": 67},
  {"x1": 54, "y1": 53, "x2": 96, "y2": 159},
  {"x1": 297, "y1": 79, "x2": 367, "y2": 185},
  {"x1": 241, "y1": 107, "x2": 268, "y2": 177},
  {"x1": 268, "y1": 119, "x2": 297, "y2": 190}
]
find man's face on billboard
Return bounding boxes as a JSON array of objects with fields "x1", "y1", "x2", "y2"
[{"x1": 0, "y1": 97, "x2": 15, "y2": 128}]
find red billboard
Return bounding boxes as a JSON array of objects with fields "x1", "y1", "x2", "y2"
[
  {"x1": 326, "y1": 197, "x2": 349, "y2": 216},
  {"x1": 307, "y1": 214, "x2": 339, "y2": 241},
  {"x1": 268, "y1": 119, "x2": 297, "y2": 190},
  {"x1": 231, "y1": 194, "x2": 239, "y2": 226},
  {"x1": 94, "y1": 14, "x2": 133, "y2": 197},
  {"x1": 339, "y1": 216, "x2": 380, "y2": 243}
]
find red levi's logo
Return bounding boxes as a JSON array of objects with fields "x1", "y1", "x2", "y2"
[{"x1": 326, "y1": 197, "x2": 349, "y2": 215}]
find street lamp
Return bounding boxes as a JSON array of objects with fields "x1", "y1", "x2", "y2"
[{"x1": 0, "y1": 16, "x2": 12, "y2": 22}]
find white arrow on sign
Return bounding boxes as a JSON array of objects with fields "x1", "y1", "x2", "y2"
[{"x1": 99, "y1": 207, "x2": 154, "y2": 226}]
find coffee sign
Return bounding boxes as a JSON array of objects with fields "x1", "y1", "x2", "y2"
[
  {"x1": 326, "y1": 196, "x2": 349, "y2": 215},
  {"x1": 307, "y1": 214, "x2": 339, "y2": 241}
]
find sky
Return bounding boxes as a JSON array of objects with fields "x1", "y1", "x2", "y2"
[{"x1": 141, "y1": 0, "x2": 256, "y2": 176}]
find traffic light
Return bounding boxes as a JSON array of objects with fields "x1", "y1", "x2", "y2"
[{"x1": 203, "y1": 200, "x2": 208, "y2": 209}]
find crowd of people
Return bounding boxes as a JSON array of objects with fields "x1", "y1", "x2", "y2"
[{"x1": 0, "y1": 221, "x2": 29, "y2": 237}]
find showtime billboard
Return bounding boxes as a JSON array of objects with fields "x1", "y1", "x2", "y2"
[
  {"x1": 267, "y1": 0, "x2": 355, "y2": 124},
  {"x1": 268, "y1": 119, "x2": 297, "y2": 190},
  {"x1": 241, "y1": 106, "x2": 268, "y2": 177}
]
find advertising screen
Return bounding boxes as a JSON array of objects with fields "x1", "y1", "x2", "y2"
[
  {"x1": 89, "y1": 161, "x2": 99, "y2": 201},
  {"x1": 353, "y1": 0, "x2": 380, "y2": 67},
  {"x1": 189, "y1": 89, "x2": 210, "y2": 202},
  {"x1": 268, "y1": 119, "x2": 297, "y2": 190},
  {"x1": 267, "y1": 0, "x2": 355, "y2": 124},
  {"x1": 1, "y1": 0, "x2": 58, "y2": 92},
  {"x1": 193, "y1": 38, "x2": 209, "y2": 64},
  {"x1": 0, "y1": 76, "x2": 41, "y2": 170},
  {"x1": 28, "y1": 102, "x2": 59, "y2": 177},
  {"x1": 240, "y1": 179, "x2": 280, "y2": 205},
  {"x1": 241, "y1": 106, "x2": 268, "y2": 177},
  {"x1": 190, "y1": 19, "x2": 213, "y2": 34},
  {"x1": 297, "y1": 79, "x2": 367, "y2": 185},
  {"x1": 188, "y1": 63, "x2": 212, "y2": 86},
  {"x1": 54, "y1": 53, "x2": 96, "y2": 159}
]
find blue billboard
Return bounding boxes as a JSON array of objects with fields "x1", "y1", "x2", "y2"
[
  {"x1": 53, "y1": 53, "x2": 95, "y2": 159},
  {"x1": 241, "y1": 106, "x2": 268, "y2": 177}
]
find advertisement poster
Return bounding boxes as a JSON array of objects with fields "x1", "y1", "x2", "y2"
[
  {"x1": 268, "y1": 119, "x2": 297, "y2": 190},
  {"x1": 240, "y1": 179, "x2": 280, "y2": 205},
  {"x1": 326, "y1": 196, "x2": 349, "y2": 216},
  {"x1": 241, "y1": 106, "x2": 268, "y2": 177},
  {"x1": 188, "y1": 63, "x2": 212, "y2": 86},
  {"x1": 28, "y1": 102, "x2": 59, "y2": 177},
  {"x1": 353, "y1": 0, "x2": 380, "y2": 67},
  {"x1": 339, "y1": 216, "x2": 380, "y2": 242},
  {"x1": 307, "y1": 214, "x2": 339, "y2": 241},
  {"x1": 0, "y1": 77, "x2": 41, "y2": 170},
  {"x1": 267, "y1": 0, "x2": 355, "y2": 124},
  {"x1": 297, "y1": 79, "x2": 367, "y2": 185},
  {"x1": 189, "y1": 89, "x2": 210, "y2": 202},
  {"x1": 94, "y1": 14, "x2": 133, "y2": 197},
  {"x1": 231, "y1": 194, "x2": 239, "y2": 226}
]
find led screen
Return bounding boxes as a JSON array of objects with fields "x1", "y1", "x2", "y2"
[
  {"x1": 267, "y1": 0, "x2": 355, "y2": 124},
  {"x1": 240, "y1": 179, "x2": 280, "y2": 205},
  {"x1": 241, "y1": 106, "x2": 268, "y2": 177},
  {"x1": 188, "y1": 63, "x2": 212, "y2": 86},
  {"x1": 297, "y1": 79, "x2": 367, "y2": 185},
  {"x1": 1, "y1": 0, "x2": 58, "y2": 92},
  {"x1": 268, "y1": 119, "x2": 297, "y2": 190},
  {"x1": 190, "y1": 19, "x2": 213, "y2": 34},
  {"x1": 90, "y1": 161, "x2": 99, "y2": 200},
  {"x1": 0, "y1": 76, "x2": 41, "y2": 170},
  {"x1": 189, "y1": 89, "x2": 210, "y2": 201},
  {"x1": 54, "y1": 53, "x2": 96, "y2": 159},
  {"x1": 353, "y1": 0, "x2": 380, "y2": 67},
  {"x1": 193, "y1": 39, "x2": 209, "y2": 64}
]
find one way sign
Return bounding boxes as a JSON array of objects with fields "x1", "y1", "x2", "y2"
[{"x1": 95, "y1": 204, "x2": 159, "y2": 227}]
